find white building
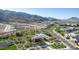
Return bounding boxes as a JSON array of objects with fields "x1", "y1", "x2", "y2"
[{"x1": 0, "y1": 23, "x2": 16, "y2": 33}]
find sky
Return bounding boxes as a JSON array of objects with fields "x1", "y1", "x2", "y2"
[{"x1": 1, "y1": 8, "x2": 79, "y2": 19}]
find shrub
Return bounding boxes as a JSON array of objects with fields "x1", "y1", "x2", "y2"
[
  {"x1": 16, "y1": 32, "x2": 23, "y2": 37},
  {"x1": 66, "y1": 36, "x2": 70, "y2": 39}
]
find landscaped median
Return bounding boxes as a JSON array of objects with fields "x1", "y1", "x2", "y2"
[{"x1": 50, "y1": 43, "x2": 66, "y2": 49}]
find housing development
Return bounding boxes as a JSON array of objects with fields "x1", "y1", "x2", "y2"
[{"x1": 0, "y1": 9, "x2": 79, "y2": 50}]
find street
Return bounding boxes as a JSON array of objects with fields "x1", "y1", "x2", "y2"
[{"x1": 53, "y1": 30, "x2": 79, "y2": 50}]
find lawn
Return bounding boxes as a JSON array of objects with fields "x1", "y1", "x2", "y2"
[{"x1": 0, "y1": 45, "x2": 17, "y2": 50}]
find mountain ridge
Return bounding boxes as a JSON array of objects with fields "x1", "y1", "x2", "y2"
[
  {"x1": 0, "y1": 9, "x2": 58, "y2": 22},
  {"x1": 68, "y1": 17, "x2": 79, "y2": 20}
]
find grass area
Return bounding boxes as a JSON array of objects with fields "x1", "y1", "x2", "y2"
[
  {"x1": 51, "y1": 43, "x2": 66, "y2": 49},
  {"x1": 0, "y1": 45, "x2": 17, "y2": 50},
  {"x1": 55, "y1": 27, "x2": 65, "y2": 36}
]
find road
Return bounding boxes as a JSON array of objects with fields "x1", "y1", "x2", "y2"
[{"x1": 53, "y1": 30, "x2": 79, "y2": 50}]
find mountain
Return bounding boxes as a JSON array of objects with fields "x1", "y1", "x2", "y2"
[
  {"x1": 68, "y1": 17, "x2": 79, "y2": 20},
  {"x1": 47, "y1": 17, "x2": 58, "y2": 21},
  {"x1": 0, "y1": 9, "x2": 57, "y2": 22}
]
